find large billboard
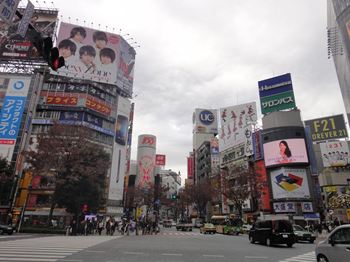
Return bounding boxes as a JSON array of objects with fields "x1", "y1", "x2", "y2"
[
  {"x1": 0, "y1": 76, "x2": 31, "y2": 162},
  {"x1": 304, "y1": 114, "x2": 348, "y2": 142},
  {"x1": 136, "y1": 134, "x2": 157, "y2": 187},
  {"x1": 219, "y1": 102, "x2": 257, "y2": 153},
  {"x1": 263, "y1": 138, "x2": 309, "y2": 167},
  {"x1": 320, "y1": 141, "x2": 350, "y2": 167},
  {"x1": 108, "y1": 96, "x2": 131, "y2": 202},
  {"x1": 258, "y1": 73, "x2": 296, "y2": 114},
  {"x1": 270, "y1": 168, "x2": 310, "y2": 200},
  {"x1": 193, "y1": 109, "x2": 218, "y2": 134},
  {"x1": 53, "y1": 22, "x2": 135, "y2": 97},
  {"x1": 0, "y1": 8, "x2": 58, "y2": 59}
]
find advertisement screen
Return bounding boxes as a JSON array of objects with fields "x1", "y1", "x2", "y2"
[
  {"x1": 115, "y1": 115, "x2": 128, "y2": 146},
  {"x1": 320, "y1": 141, "x2": 350, "y2": 167},
  {"x1": 263, "y1": 138, "x2": 309, "y2": 167},
  {"x1": 304, "y1": 114, "x2": 348, "y2": 142},
  {"x1": 0, "y1": 8, "x2": 58, "y2": 59},
  {"x1": 270, "y1": 168, "x2": 310, "y2": 200}
]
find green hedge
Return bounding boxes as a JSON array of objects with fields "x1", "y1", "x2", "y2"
[{"x1": 19, "y1": 226, "x2": 67, "y2": 234}]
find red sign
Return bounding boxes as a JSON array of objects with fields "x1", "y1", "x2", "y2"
[
  {"x1": 255, "y1": 160, "x2": 271, "y2": 211},
  {"x1": 187, "y1": 155, "x2": 194, "y2": 179},
  {"x1": 47, "y1": 95, "x2": 78, "y2": 106},
  {"x1": 141, "y1": 136, "x2": 156, "y2": 146},
  {"x1": 156, "y1": 154, "x2": 166, "y2": 166},
  {"x1": 86, "y1": 97, "x2": 111, "y2": 116}
]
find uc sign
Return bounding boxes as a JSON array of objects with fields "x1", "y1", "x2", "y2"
[
  {"x1": 305, "y1": 114, "x2": 348, "y2": 142},
  {"x1": 199, "y1": 110, "x2": 214, "y2": 125}
]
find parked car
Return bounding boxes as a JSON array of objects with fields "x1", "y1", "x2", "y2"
[
  {"x1": 316, "y1": 224, "x2": 350, "y2": 262},
  {"x1": 163, "y1": 220, "x2": 173, "y2": 228},
  {"x1": 0, "y1": 224, "x2": 13, "y2": 235},
  {"x1": 293, "y1": 224, "x2": 316, "y2": 243},
  {"x1": 249, "y1": 219, "x2": 295, "y2": 247},
  {"x1": 194, "y1": 218, "x2": 204, "y2": 228},
  {"x1": 200, "y1": 223, "x2": 216, "y2": 234}
]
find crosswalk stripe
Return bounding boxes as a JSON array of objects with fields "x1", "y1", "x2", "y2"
[
  {"x1": 0, "y1": 235, "x2": 120, "y2": 261},
  {"x1": 279, "y1": 251, "x2": 316, "y2": 262}
]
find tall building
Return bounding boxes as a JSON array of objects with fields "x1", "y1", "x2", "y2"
[{"x1": 327, "y1": 0, "x2": 350, "y2": 122}]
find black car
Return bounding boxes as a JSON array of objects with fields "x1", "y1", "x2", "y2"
[
  {"x1": 249, "y1": 219, "x2": 295, "y2": 247},
  {"x1": 0, "y1": 223, "x2": 13, "y2": 235},
  {"x1": 293, "y1": 224, "x2": 316, "y2": 243}
]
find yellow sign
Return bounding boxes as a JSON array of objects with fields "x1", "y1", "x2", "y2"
[
  {"x1": 136, "y1": 207, "x2": 142, "y2": 219},
  {"x1": 325, "y1": 186, "x2": 337, "y2": 193},
  {"x1": 346, "y1": 209, "x2": 350, "y2": 220}
]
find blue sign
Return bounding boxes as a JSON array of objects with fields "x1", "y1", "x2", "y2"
[
  {"x1": 0, "y1": 96, "x2": 27, "y2": 141},
  {"x1": 199, "y1": 110, "x2": 214, "y2": 125},
  {"x1": 258, "y1": 73, "x2": 293, "y2": 98}
]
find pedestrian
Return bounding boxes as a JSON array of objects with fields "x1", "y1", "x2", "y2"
[
  {"x1": 70, "y1": 220, "x2": 77, "y2": 236},
  {"x1": 97, "y1": 219, "x2": 104, "y2": 235}
]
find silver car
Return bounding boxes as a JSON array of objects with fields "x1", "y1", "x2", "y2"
[{"x1": 315, "y1": 224, "x2": 350, "y2": 262}]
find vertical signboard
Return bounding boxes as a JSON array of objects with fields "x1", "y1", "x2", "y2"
[
  {"x1": 258, "y1": 73, "x2": 296, "y2": 114},
  {"x1": 252, "y1": 130, "x2": 263, "y2": 160},
  {"x1": 0, "y1": 76, "x2": 31, "y2": 162},
  {"x1": 0, "y1": 0, "x2": 20, "y2": 24},
  {"x1": 255, "y1": 160, "x2": 271, "y2": 211},
  {"x1": 219, "y1": 102, "x2": 257, "y2": 154},
  {"x1": 187, "y1": 152, "x2": 194, "y2": 179},
  {"x1": 108, "y1": 95, "x2": 130, "y2": 202}
]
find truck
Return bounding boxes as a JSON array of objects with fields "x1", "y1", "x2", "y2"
[{"x1": 176, "y1": 219, "x2": 193, "y2": 231}]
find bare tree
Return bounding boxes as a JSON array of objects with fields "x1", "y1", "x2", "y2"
[{"x1": 26, "y1": 123, "x2": 110, "y2": 221}]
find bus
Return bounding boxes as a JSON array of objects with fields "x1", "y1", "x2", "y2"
[{"x1": 211, "y1": 215, "x2": 243, "y2": 235}]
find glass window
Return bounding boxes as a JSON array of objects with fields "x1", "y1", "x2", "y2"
[{"x1": 332, "y1": 228, "x2": 350, "y2": 244}]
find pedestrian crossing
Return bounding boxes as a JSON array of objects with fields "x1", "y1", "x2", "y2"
[
  {"x1": 0, "y1": 235, "x2": 121, "y2": 261},
  {"x1": 278, "y1": 251, "x2": 316, "y2": 262}
]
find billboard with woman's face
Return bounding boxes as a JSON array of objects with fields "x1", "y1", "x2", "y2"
[{"x1": 263, "y1": 138, "x2": 309, "y2": 167}]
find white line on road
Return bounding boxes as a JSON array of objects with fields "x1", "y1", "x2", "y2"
[
  {"x1": 60, "y1": 260, "x2": 83, "y2": 262},
  {"x1": 245, "y1": 256, "x2": 269, "y2": 259},
  {"x1": 85, "y1": 250, "x2": 105, "y2": 253},
  {"x1": 162, "y1": 253, "x2": 183, "y2": 256},
  {"x1": 203, "y1": 254, "x2": 225, "y2": 258},
  {"x1": 123, "y1": 251, "x2": 144, "y2": 255},
  {"x1": 0, "y1": 258, "x2": 56, "y2": 261}
]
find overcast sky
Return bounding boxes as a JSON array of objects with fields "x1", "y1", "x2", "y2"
[{"x1": 38, "y1": 0, "x2": 344, "y2": 183}]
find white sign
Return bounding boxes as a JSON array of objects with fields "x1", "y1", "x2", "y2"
[
  {"x1": 270, "y1": 168, "x2": 310, "y2": 200},
  {"x1": 219, "y1": 102, "x2": 257, "y2": 153},
  {"x1": 193, "y1": 108, "x2": 218, "y2": 134},
  {"x1": 0, "y1": 0, "x2": 20, "y2": 24},
  {"x1": 273, "y1": 202, "x2": 296, "y2": 213},
  {"x1": 320, "y1": 141, "x2": 350, "y2": 167},
  {"x1": 301, "y1": 202, "x2": 313, "y2": 213}
]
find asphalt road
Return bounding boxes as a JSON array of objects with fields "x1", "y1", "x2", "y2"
[{"x1": 0, "y1": 227, "x2": 317, "y2": 262}]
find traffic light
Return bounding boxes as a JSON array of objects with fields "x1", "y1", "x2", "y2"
[{"x1": 42, "y1": 37, "x2": 65, "y2": 71}]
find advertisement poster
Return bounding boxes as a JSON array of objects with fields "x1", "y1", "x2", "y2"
[
  {"x1": 219, "y1": 102, "x2": 256, "y2": 153},
  {"x1": 263, "y1": 138, "x2": 309, "y2": 167},
  {"x1": 304, "y1": 114, "x2": 348, "y2": 142},
  {"x1": 0, "y1": 8, "x2": 58, "y2": 59},
  {"x1": 320, "y1": 141, "x2": 350, "y2": 167},
  {"x1": 108, "y1": 96, "x2": 130, "y2": 202},
  {"x1": 0, "y1": 76, "x2": 31, "y2": 162},
  {"x1": 136, "y1": 135, "x2": 156, "y2": 187},
  {"x1": 155, "y1": 154, "x2": 166, "y2": 166},
  {"x1": 270, "y1": 168, "x2": 310, "y2": 200},
  {"x1": 53, "y1": 22, "x2": 135, "y2": 98}
]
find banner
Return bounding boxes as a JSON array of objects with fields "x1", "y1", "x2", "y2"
[
  {"x1": 270, "y1": 168, "x2": 310, "y2": 200},
  {"x1": 0, "y1": 8, "x2": 58, "y2": 59},
  {"x1": 253, "y1": 130, "x2": 263, "y2": 160},
  {"x1": 273, "y1": 202, "x2": 296, "y2": 213},
  {"x1": 219, "y1": 102, "x2": 257, "y2": 153},
  {"x1": 304, "y1": 114, "x2": 348, "y2": 142},
  {"x1": 255, "y1": 160, "x2": 271, "y2": 211},
  {"x1": 263, "y1": 138, "x2": 309, "y2": 167},
  {"x1": 0, "y1": 76, "x2": 31, "y2": 161},
  {"x1": 320, "y1": 141, "x2": 350, "y2": 167}
]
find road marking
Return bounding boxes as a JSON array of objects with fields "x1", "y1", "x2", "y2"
[
  {"x1": 245, "y1": 256, "x2": 268, "y2": 259},
  {"x1": 278, "y1": 251, "x2": 316, "y2": 262},
  {"x1": 162, "y1": 253, "x2": 183, "y2": 256},
  {"x1": 60, "y1": 260, "x2": 83, "y2": 262},
  {"x1": 203, "y1": 254, "x2": 225, "y2": 258},
  {"x1": 123, "y1": 251, "x2": 144, "y2": 255},
  {"x1": 85, "y1": 250, "x2": 105, "y2": 253},
  {"x1": 0, "y1": 258, "x2": 56, "y2": 261}
]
